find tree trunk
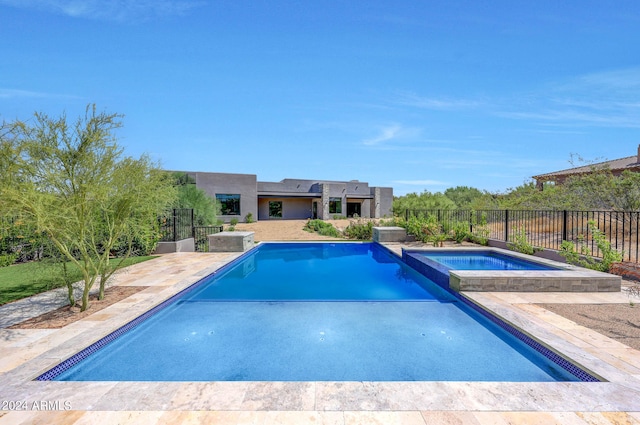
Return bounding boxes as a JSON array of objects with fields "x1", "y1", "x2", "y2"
[
  {"x1": 80, "y1": 271, "x2": 95, "y2": 312},
  {"x1": 61, "y1": 262, "x2": 76, "y2": 307}
]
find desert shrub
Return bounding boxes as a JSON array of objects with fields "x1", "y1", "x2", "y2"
[
  {"x1": 404, "y1": 215, "x2": 424, "y2": 239},
  {"x1": 507, "y1": 226, "x2": 540, "y2": 255},
  {"x1": 559, "y1": 220, "x2": 622, "y2": 272},
  {"x1": 111, "y1": 231, "x2": 159, "y2": 257},
  {"x1": 379, "y1": 217, "x2": 403, "y2": 227},
  {"x1": 343, "y1": 220, "x2": 374, "y2": 240},
  {"x1": 304, "y1": 219, "x2": 341, "y2": 238},
  {"x1": 244, "y1": 213, "x2": 254, "y2": 223},
  {"x1": 468, "y1": 212, "x2": 490, "y2": 245},
  {"x1": 468, "y1": 231, "x2": 488, "y2": 245},
  {"x1": 230, "y1": 218, "x2": 239, "y2": 226},
  {"x1": 421, "y1": 218, "x2": 445, "y2": 246},
  {"x1": 0, "y1": 253, "x2": 17, "y2": 267},
  {"x1": 449, "y1": 221, "x2": 470, "y2": 244},
  {"x1": 430, "y1": 232, "x2": 447, "y2": 247},
  {"x1": 0, "y1": 217, "x2": 50, "y2": 263},
  {"x1": 404, "y1": 215, "x2": 445, "y2": 245}
]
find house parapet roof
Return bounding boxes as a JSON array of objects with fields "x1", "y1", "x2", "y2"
[
  {"x1": 257, "y1": 191, "x2": 321, "y2": 198},
  {"x1": 257, "y1": 191, "x2": 374, "y2": 199}
]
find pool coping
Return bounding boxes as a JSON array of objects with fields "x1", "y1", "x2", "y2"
[
  {"x1": 1, "y1": 246, "x2": 639, "y2": 416},
  {"x1": 403, "y1": 246, "x2": 622, "y2": 292},
  {"x1": 33, "y1": 241, "x2": 596, "y2": 383}
]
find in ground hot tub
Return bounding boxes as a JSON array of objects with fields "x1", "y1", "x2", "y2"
[{"x1": 402, "y1": 247, "x2": 621, "y2": 292}]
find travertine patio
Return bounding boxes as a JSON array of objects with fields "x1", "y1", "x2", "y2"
[{"x1": 1, "y1": 245, "x2": 639, "y2": 424}]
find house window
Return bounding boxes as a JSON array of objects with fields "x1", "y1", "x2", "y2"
[
  {"x1": 329, "y1": 197, "x2": 342, "y2": 214},
  {"x1": 269, "y1": 201, "x2": 282, "y2": 218},
  {"x1": 216, "y1": 194, "x2": 241, "y2": 215}
]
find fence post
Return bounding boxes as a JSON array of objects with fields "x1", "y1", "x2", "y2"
[
  {"x1": 504, "y1": 209, "x2": 509, "y2": 242},
  {"x1": 621, "y1": 211, "x2": 625, "y2": 256},
  {"x1": 172, "y1": 208, "x2": 177, "y2": 242},
  {"x1": 562, "y1": 210, "x2": 568, "y2": 242},
  {"x1": 191, "y1": 209, "x2": 195, "y2": 238}
]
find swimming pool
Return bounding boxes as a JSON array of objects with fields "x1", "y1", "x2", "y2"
[{"x1": 40, "y1": 243, "x2": 595, "y2": 382}]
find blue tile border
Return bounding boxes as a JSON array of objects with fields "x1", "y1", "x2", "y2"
[
  {"x1": 459, "y1": 294, "x2": 601, "y2": 382},
  {"x1": 401, "y1": 249, "x2": 601, "y2": 382}
]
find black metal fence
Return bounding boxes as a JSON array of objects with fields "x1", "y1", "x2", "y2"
[
  {"x1": 194, "y1": 225, "x2": 224, "y2": 252},
  {"x1": 159, "y1": 209, "x2": 223, "y2": 252},
  {"x1": 159, "y1": 208, "x2": 194, "y2": 243},
  {"x1": 406, "y1": 209, "x2": 640, "y2": 263}
]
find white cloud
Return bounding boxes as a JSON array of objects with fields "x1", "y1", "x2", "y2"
[
  {"x1": 576, "y1": 67, "x2": 640, "y2": 92},
  {"x1": 500, "y1": 108, "x2": 640, "y2": 128},
  {"x1": 0, "y1": 0, "x2": 205, "y2": 22},
  {"x1": 362, "y1": 124, "x2": 421, "y2": 146},
  {"x1": 363, "y1": 124, "x2": 402, "y2": 146},
  {"x1": 393, "y1": 92, "x2": 482, "y2": 110},
  {"x1": 500, "y1": 67, "x2": 640, "y2": 128},
  {"x1": 0, "y1": 88, "x2": 47, "y2": 99},
  {"x1": 0, "y1": 88, "x2": 79, "y2": 100}
]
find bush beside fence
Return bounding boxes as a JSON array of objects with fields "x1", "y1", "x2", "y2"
[{"x1": 405, "y1": 209, "x2": 640, "y2": 263}]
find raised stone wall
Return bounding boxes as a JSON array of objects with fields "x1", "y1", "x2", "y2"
[
  {"x1": 154, "y1": 238, "x2": 195, "y2": 254},
  {"x1": 208, "y1": 231, "x2": 255, "y2": 252},
  {"x1": 373, "y1": 227, "x2": 407, "y2": 243}
]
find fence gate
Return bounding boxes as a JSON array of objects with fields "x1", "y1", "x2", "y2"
[
  {"x1": 159, "y1": 208, "x2": 194, "y2": 243},
  {"x1": 159, "y1": 209, "x2": 223, "y2": 252}
]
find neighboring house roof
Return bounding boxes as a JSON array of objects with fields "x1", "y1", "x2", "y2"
[{"x1": 532, "y1": 145, "x2": 640, "y2": 183}]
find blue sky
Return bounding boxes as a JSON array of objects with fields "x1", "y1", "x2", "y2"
[{"x1": 1, "y1": 0, "x2": 639, "y2": 195}]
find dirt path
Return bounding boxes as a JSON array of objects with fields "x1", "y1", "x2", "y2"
[{"x1": 234, "y1": 219, "x2": 353, "y2": 241}]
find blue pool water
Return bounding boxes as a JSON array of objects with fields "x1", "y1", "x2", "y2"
[
  {"x1": 49, "y1": 243, "x2": 582, "y2": 382},
  {"x1": 186, "y1": 243, "x2": 449, "y2": 301},
  {"x1": 415, "y1": 251, "x2": 560, "y2": 271}
]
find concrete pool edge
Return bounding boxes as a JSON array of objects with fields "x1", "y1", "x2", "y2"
[
  {"x1": 402, "y1": 246, "x2": 622, "y2": 292},
  {"x1": 0, "y1": 249, "x2": 639, "y2": 414}
]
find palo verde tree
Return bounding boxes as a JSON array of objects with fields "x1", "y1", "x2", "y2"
[{"x1": 0, "y1": 105, "x2": 176, "y2": 311}]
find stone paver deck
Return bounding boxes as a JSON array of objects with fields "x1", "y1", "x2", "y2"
[{"x1": 1, "y1": 246, "x2": 640, "y2": 424}]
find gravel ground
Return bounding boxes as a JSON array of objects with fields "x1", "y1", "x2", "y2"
[
  {"x1": 537, "y1": 299, "x2": 640, "y2": 350},
  {"x1": 234, "y1": 219, "x2": 351, "y2": 241}
]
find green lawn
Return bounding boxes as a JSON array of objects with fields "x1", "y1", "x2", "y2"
[{"x1": 0, "y1": 256, "x2": 157, "y2": 305}]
